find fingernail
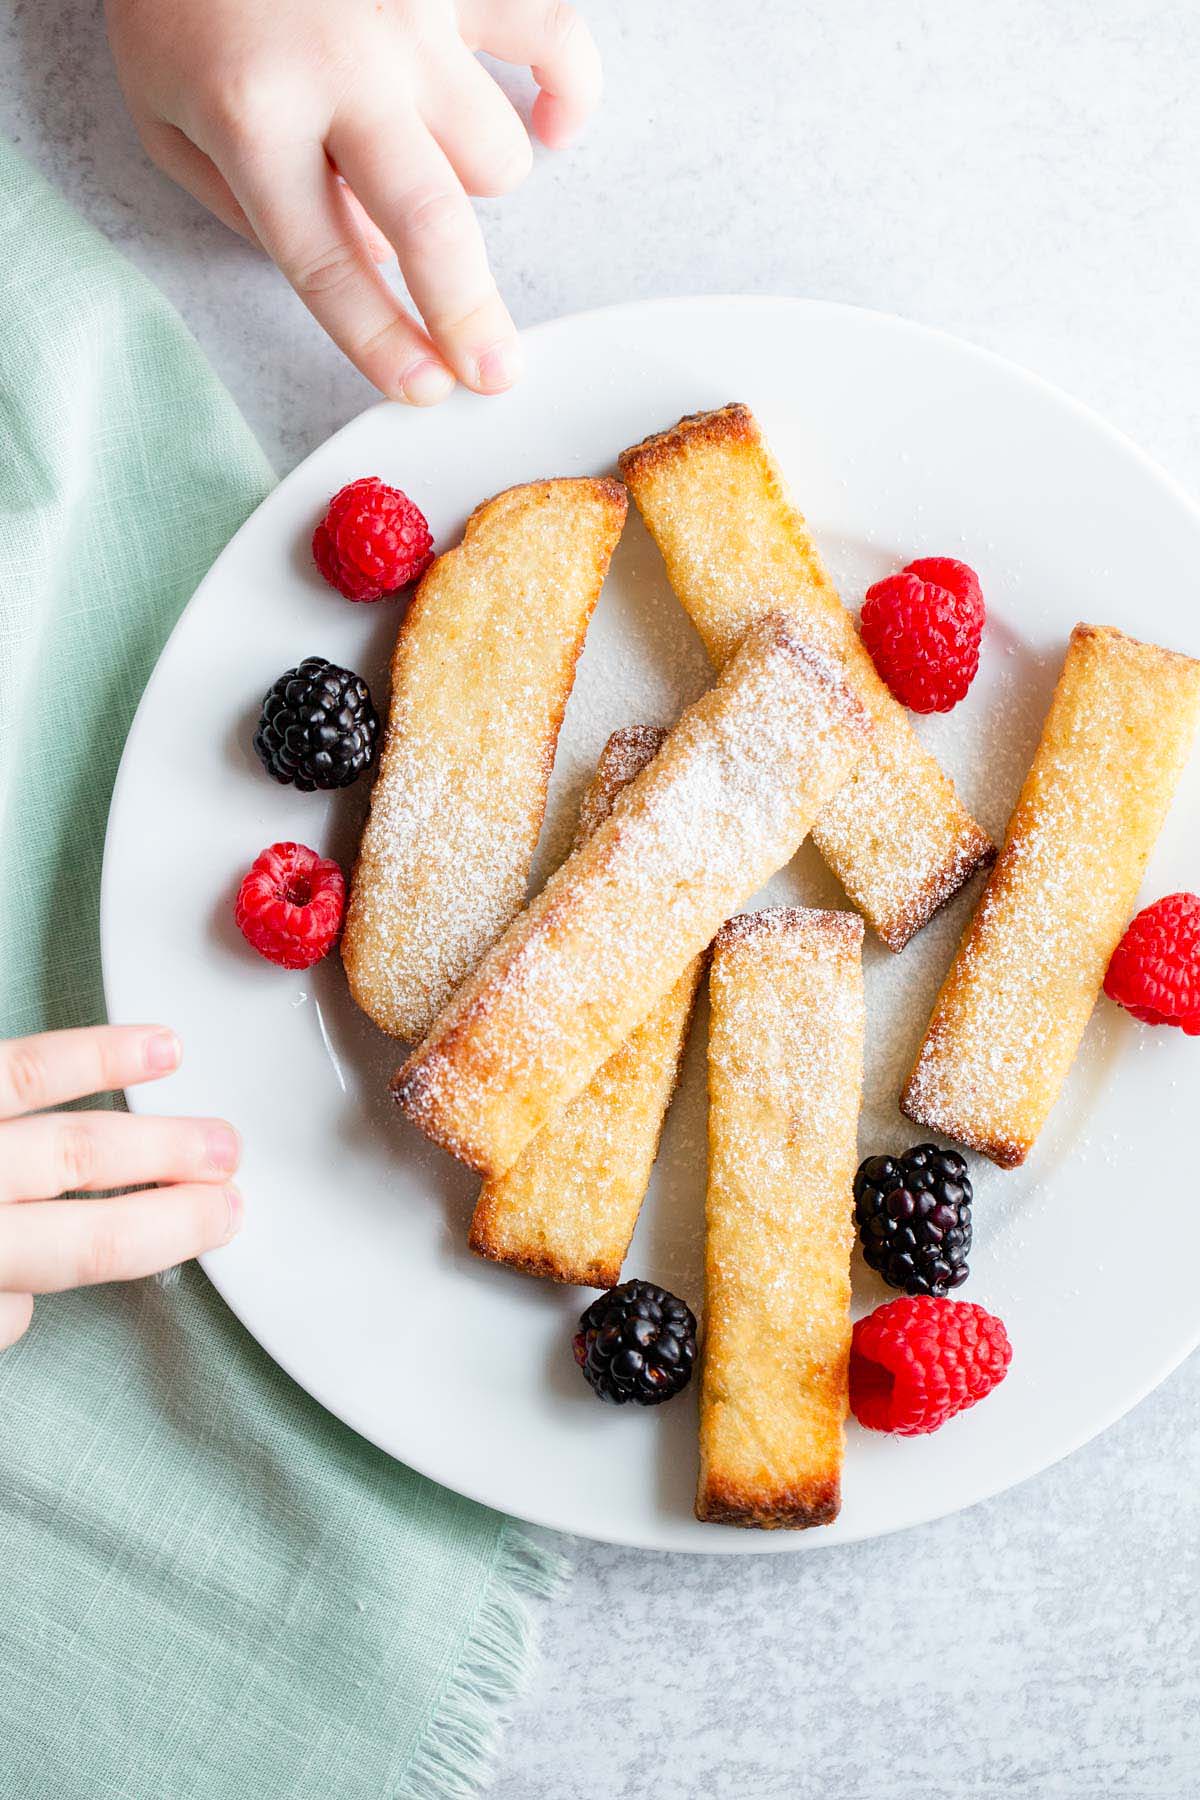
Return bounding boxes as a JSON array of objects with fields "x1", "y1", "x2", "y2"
[
  {"x1": 400, "y1": 359, "x2": 455, "y2": 406},
  {"x1": 205, "y1": 1123, "x2": 240, "y2": 1174},
  {"x1": 475, "y1": 339, "x2": 523, "y2": 394},
  {"x1": 145, "y1": 1030, "x2": 180, "y2": 1074},
  {"x1": 224, "y1": 1186, "x2": 244, "y2": 1242}
]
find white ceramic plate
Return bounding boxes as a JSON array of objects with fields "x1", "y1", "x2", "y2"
[{"x1": 101, "y1": 297, "x2": 1200, "y2": 1553}]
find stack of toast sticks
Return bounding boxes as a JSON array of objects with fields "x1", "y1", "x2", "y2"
[{"x1": 341, "y1": 404, "x2": 1200, "y2": 1529}]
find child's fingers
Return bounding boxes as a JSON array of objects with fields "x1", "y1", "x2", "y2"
[
  {"x1": 458, "y1": 0, "x2": 603, "y2": 149},
  {"x1": 0, "y1": 1026, "x2": 181, "y2": 1122},
  {"x1": 331, "y1": 114, "x2": 520, "y2": 394},
  {"x1": 420, "y1": 48, "x2": 533, "y2": 197},
  {"x1": 0, "y1": 1185, "x2": 242, "y2": 1295},
  {"x1": 0, "y1": 1113, "x2": 240, "y2": 1204},
  {"x1": 222, "y1": 139, "x2": 455, "y2": 405},
  {"x1": 0, "y1": 1293, "x2": 33, "y2": 1351}
]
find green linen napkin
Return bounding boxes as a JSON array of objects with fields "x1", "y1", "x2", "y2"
[{"x1": 0, "y1": 140, "x2": 564, "y2": 1800}]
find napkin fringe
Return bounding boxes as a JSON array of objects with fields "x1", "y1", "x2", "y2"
[{"x1": 395, "y1": 1523, "x2": 570, "y2": 1800}]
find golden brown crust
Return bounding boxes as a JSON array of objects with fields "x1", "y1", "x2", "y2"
[
  {"x1": 695, "y1": 1472, "x2": 841, "y2": 1530},
  {"x1": 391, "y1": 615, "x2": 872, "y2": 1179},
  {"x1": 1067, "y1": 619, "x2": 1200, "y2": 669},
  {"x1": 696, "y1": 905, "x2": 864, "y2": 1531},
  {"x1": 467, "y1": 726, "x2": 701, "y2": 1287},
  {"x1": 389, "y1": 1056, "x2": 492, "y2": 1173},
  {"x1": 464, "y1": 1229, "x2": 624, "y2": 1290},
  {"x1": 619, "y1": 402, "x2": 759, "y2": 479},
  {"x1": 714, "y1": 905, "x2": 864, "y2": 950},
  {"x1": 620, "y1": 405, "x2": 995, "y2": 949},
  {"x1": 901, "y1": 622, "x2": 1200, "y2": 1166},
  {"x1": 864, "y1": 825, "x2": 995, "y2": 951},
  {"x1": 573, "y1": 725, "x2": 668, "y2": 844},
  {"x1": 342, "y1": 477, "x2": 627, "y2": 1043}
]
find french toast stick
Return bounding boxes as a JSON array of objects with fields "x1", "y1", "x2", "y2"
[
  {"x1": 469, "y1": 727, "x2": 704, "y2": 1287},
  {"x1": 619, "y1": 405, "x2": 994, "y2": 948},
  {"x1": 697, "y1": 907, "x2": 864, "y2": 1529},
  {"x1": 902, "y1": 623, "x2": 1200, "y2": 1167},
  {"x1": 392, "y1": 614, "x2": 872, "y2": 1179},
  {"x1": 342, "y1": 477, "x2": 627, "y2": 1042}
]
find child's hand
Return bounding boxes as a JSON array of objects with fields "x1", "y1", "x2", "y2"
[
  {"x1": 0, "y1": 1025, "x2": 242, "y2": 1349},
  {"x1": 104, "y1": 0, "x2": 602, "y2": 404}
]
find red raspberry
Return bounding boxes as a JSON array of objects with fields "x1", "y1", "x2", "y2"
[
  {"x1": 859, "y1": 558, "x2": 985, "y2": 713},
  {"x1": 850, "y1": 1295, "x2": 1012, "y2": 1435},
  {"x1": 1103, "y1": 892, "x2": 1200, "y2": 1035},
  {"x1": 234, "y1": 842, "x2": 345, "y2": 970},
  {"x1": 312, "y1": 477, "x2": 434, "y2": 601}
]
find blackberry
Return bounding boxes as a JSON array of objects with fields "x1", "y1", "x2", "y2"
[
  {"x1": 854, "y1": 1143, "x2": 972, "y2": 1297},
  {"x1": 254, "y1": 657, "x2": 379, "y2": 791},
  {"x1": 573, "y1": 1280, "x2": 697, "y2": 1405}
]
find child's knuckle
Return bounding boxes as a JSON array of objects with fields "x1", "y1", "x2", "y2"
[
  {"x1": 351, "y1": 314, "x2": 413, "y2": 365},
  {"x1": 404, "y1": 188, "x2": 465, "y2": 250},
  {"x1": 293, "y1": 243, "x2": 361, "y2": 300},
  {"x1": 57, "y1": 1124, "x2": 96, "y2": 1192},
  {"x1": 196, "y1": 62, "x2": 289, "y2": 153},
  {"x1": 4, "y1": 1044, "x2": 46, "y2": 1113}
]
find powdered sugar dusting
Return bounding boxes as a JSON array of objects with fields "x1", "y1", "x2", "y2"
[
  {"x1": 348, "y1": 740, "x2": 534, "y2": 1031},
  {"x1": 903, "y1": 624, "x2": 1200, "y2": 1161},
  {"x1": 342, "y1": 479, "x2": 623, "y2": 1041},
  {"x1": 708, "y1": 910, "x2": 864, "y2": 1284},
  {"x1": 470, "y1": 722, "x2": 697, "y2": 1286},
  {"x1": 699, "y1": 906, "x2": 864, "y2": 1520},
  {"x1": 574, "y1": 725, "x2": 667, "y2": 844},
  {"x1": 394, "y1": 616, "x2": 872, "y2": 1174},
  {"x1": 621, "y1": 405, "x2": 994, "y2": 947}
]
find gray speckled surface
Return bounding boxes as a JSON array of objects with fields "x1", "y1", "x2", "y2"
[{"x1": 4, "y1": 2, "x2": 1199, "y2": 1793}]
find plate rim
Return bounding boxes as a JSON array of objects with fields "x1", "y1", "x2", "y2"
[{"x1": 100, "y1": 293, "x2": 1200, "y2": 1553}]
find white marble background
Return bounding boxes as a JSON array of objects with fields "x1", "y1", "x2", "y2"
[{"x1": 4, "y1": 2, "x2": 1200, "y2": 1795}]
